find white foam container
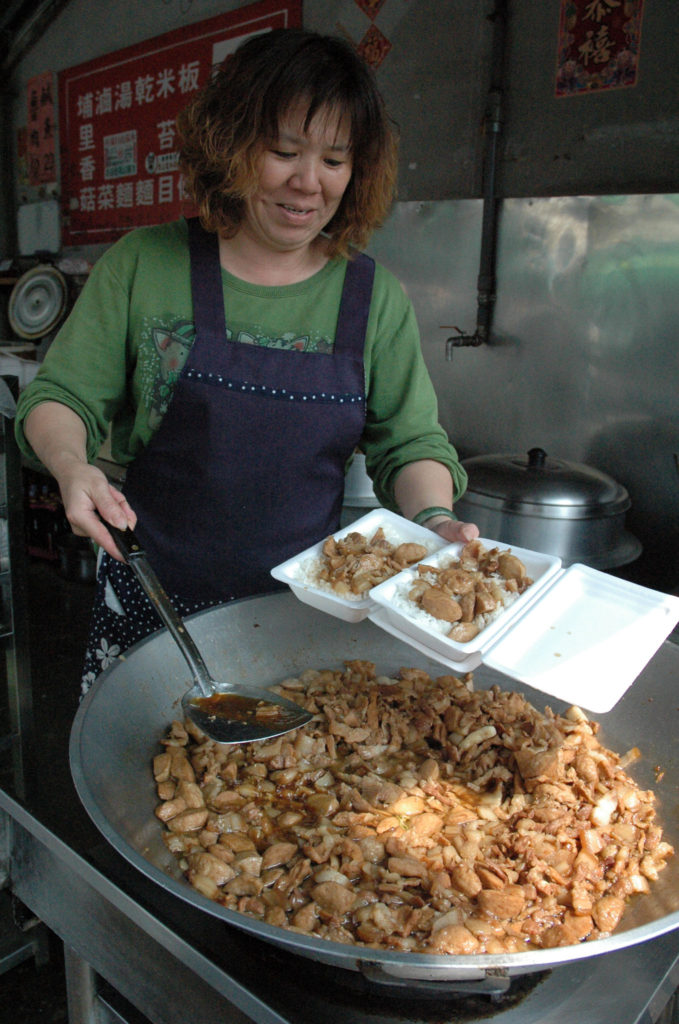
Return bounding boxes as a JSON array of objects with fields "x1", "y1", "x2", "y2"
[
  {"x1": 270, "y1": 509, "x2": 447, "y2": 623},
  {"x1": 369, "y1": 539, "x2": 560, "y2": 662},
  {"x1": 369, "y1": 546, "x2": 679, "y2": 713}
]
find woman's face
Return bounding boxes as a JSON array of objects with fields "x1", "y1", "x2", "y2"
[{"x1": 242, "y1": 103, "x2": 353, "y2": 257}]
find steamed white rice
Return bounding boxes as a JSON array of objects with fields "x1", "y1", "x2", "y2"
[{"x1": 389, "y1": 555, "x2": 522, "y2": 638}]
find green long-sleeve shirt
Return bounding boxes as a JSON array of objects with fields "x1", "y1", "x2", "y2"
[{"x1": 15, "y1": 218, "x2": 467, "y2": 511}]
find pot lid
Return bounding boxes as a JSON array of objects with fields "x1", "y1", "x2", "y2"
[
  {"x1": 461, "y1": 447, "x2": 631, "y2": 517},
  {"x1": 8, "y1": 264, "x2": 67, "y2": 339}
]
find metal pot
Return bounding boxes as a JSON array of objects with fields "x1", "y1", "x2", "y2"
[
  {"x1": 70, "y1": 592, "x2": 679, "y2": 984},
  {"x1": 455, "y1": 447, "x2": 642, "y2": 570}
]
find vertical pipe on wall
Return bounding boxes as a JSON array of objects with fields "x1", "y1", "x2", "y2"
[
  {"x1": 476, "y1": 0, "x2": 508, "y2": 342},
  {"x1": 446, "y1": 0, "x2": 509, "y2": 356}
]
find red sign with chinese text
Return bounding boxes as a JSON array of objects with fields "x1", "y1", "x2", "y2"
[
  {"x1": 555, "y1": 0, "x2": 644, "y2": 96},
  {"x1": 58, "y1": 0, "x2": 301, "y2": 247},
  {"x1": 27, "y1": 71, "x2": 57, "y2": 185}
]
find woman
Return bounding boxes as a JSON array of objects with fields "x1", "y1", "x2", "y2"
[{"x1": 15, "y1": 29, "x2": 478, "y2": 691}]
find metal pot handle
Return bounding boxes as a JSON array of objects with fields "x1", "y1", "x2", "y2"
[{"x1": 527, "y1": 447, "x2": 547, "y2": 469}]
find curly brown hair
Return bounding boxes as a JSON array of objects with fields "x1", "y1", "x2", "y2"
[{"x1": 177, "y1": 29, "x2": 399, "y2": 259}]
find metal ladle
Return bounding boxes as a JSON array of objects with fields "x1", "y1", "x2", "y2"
[{"x1": 106, "y1": 523, "x2": 313, "y2": 744}]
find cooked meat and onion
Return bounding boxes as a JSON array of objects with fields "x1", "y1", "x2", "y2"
[
  {"x1": 153, "y1": 662, "x2": 672, "y2": 954},
  {"x1": 402, "y1": 540, "x2": 534, "y2": 643},
  {"x1": 302, "y1": 527, "x2": 431, "y2": 598}
]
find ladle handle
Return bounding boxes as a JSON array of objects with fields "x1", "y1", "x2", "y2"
[{"x1": 105, "y1": 522, "x2": 213, "y2": 697}]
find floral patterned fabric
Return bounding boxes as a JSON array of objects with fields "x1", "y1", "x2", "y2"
[{"x1": 81, "y1": 552, "x2": 214, "y2": 695}]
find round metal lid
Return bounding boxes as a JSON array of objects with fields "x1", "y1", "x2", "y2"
[
  {"x1": 462, "y1": 447, "x2": 631, "y2": 516},
  {"x1": 8, "y1": 264, "x2": 68, "y2": 339}
]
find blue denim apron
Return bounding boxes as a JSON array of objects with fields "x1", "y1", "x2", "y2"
[{"x1": 81, "y1": 219, "x2": 374, "y2": 691}]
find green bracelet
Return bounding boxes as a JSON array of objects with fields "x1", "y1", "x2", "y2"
[{"x1": 412, "y1": 506, "x2": 458, "y2": 526}]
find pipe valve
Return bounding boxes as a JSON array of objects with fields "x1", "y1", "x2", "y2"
[{"x1": 442, "y1": 326, "x2": 485, "y2": 361}]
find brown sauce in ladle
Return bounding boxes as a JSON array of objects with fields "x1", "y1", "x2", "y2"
[{"x1": 190, "y1": 693, "x2": 284, "y2": 724}]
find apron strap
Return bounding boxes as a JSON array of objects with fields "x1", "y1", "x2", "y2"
[
  {"x1": 187, "y1": 216, "x2": 375, "y2": 355},
  {"x1": 334, "y1": 252, "x2": 375, "y2": 356},
  {"x1": 188, "y1": 217, "x2": 227, "y2": 343}
]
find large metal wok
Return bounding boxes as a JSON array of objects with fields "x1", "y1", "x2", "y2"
[{"x1": 70, "y1": 591, "x2": 679, "y2": 983}]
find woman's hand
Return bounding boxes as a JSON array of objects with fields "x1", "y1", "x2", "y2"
[
  {"x1": 24, "y1": 401, "x2": 135, "y2": 561},
  {"x1": 56, "y1": 461, "x2": 136, "y2": 561},
  {"x1": 392, "y1": 459, "x2": 480, "y2": 545},
  {"x1": 424, "y1": 515, "x2": 479, "y2": 545}
]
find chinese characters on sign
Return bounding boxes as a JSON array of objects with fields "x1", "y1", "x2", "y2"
[
  {"x1": 27, "y1": 71, "x2": 57, "y2": 186},
  {"x1": 555, "y1": 0, "x2": 644, "y2": 96},
  {"x1": 58, "y1": 0, "x2": 301, "y2": 246}
]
